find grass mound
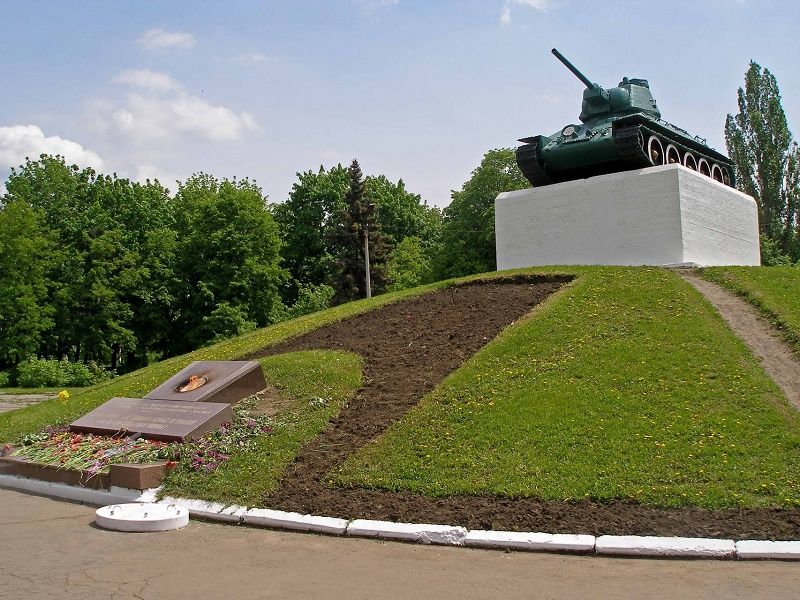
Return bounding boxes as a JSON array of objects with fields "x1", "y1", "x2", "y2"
[
  {"x1": 4, "y1": 266, "x2": 800, "y2": 512},
  {"x1": 701, "y1": 266, "x2": 800, "y2": 352},
  {"x1": 335, "y1": 267, "x2": 800, "y2": 509}
]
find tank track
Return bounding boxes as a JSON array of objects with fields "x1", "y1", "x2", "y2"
[
  {"x1": 516, "y1": 142, "x2": 553, "y2": 187},
  {"x1": 613, "y1": 125, "x2": 650, "y2": 168}
]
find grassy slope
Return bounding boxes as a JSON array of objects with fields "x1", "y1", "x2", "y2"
[
  {"x1": 0, "y1": 279, "x2": 453, "y2": 444},
  {"x1": 335, "y1": 267, "x2": 800, "y2": 509},
  {"x1": 161, "y1": 350, "x2": 362, "y2": 506},
  {"x1": 5, "y1": 266, "x2": 800, "y2": 510},
  {"x1": 701, "y1": 266, "x2": 800, "y2": 353}
]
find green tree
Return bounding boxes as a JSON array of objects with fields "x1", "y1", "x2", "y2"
[
  {"x1": 5, "y1": 157, "x2": 136, "y2": 366},
  {"x1": 272, "y1": 166, "x2": 348, "y2": 303},
  {"x1": 171, "y1": 174, "x2": 287, "y2": 352},
  {"x1": 365, "y1": 175, "x2": 442, "y2": 247},
  {"x1": 725, "y1": 61, "x2": 800, "y2": 261},
  {"x1": 328, "y1": 160, "x2": 389, "y2": 302},
  {"x1": 386, "y1": 236, "x2": 433, "y2": 292},
  {"x1": 433, "y1": 148, "x2": 528, "y2": 278},
  {"x1": 0, "y1": 200, "x2": 54, "y2": 366}
]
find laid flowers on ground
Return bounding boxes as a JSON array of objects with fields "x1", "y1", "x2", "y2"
[{"x1": 11, "y1": 395, "x2": 273, "y2": 477}]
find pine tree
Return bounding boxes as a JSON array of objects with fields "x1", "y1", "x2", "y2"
[
  {"x1": 725, "y1": 61, "x2": 800, "y2": 261},
  {"x1": 328, "y1": 160, "x2": 388, "y2": 303}
]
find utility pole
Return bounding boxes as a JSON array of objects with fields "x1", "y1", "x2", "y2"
[{"x1": 364, "y1": 203, "x2": 375, "y2": 299}]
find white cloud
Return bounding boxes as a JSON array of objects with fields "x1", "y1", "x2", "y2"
[
  {"x1": 0, "y1": 125, "x2": 104, "y2": 170},
  {"x1": 113, "y1": 69, "x2": 179, "y2": 93},
  {"x1": 138, "y1": 28, "x2": 196, "y2": 51},
  {"x1": 500, "y1": 0, "x2": 553, "y2": 25},
  {"x1": 96, "y1": 70, "x2": 259, "y2": 143}
]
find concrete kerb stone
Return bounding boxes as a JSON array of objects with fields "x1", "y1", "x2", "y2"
[
  {"x1": 465, "y1": 530, "x2": 595, "y2": 553},
  {"x1": 0, "y1": 473, "x2": 152, "y2": 506},
  {"x1": 347, "y1": 519, "x2": 467, "y2": 545},
  {"x1": 243, "y1": 507, "x2": 348, "y2": 535},
  {"x1": 736, "y1": 540, "x2": 800, "y2": 560},
  {"x1": 3, "y1": 474, "x2": 799, "y2": 560},
  {"x1": 596, "y1": 535, "x2": 736, "y2": 558}
]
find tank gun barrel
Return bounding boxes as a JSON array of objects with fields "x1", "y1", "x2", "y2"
[{"x1": 551, "y1": 48, "x2": 594, "y2": 90}]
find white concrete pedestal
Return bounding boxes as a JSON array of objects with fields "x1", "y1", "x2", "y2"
[{"x1": 495, "y1": 164, "x2": 760, "y2": 268}]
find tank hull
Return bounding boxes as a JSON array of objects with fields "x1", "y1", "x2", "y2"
[{"x1": 517, "y1": 113, "x2": 735, "y2": 188}]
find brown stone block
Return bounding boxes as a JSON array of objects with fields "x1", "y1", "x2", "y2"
[
  {"x1": 145, "y1": 360, "x2": 267, "y2": 405},
  {"x1": 0, "y1": 455, "x2": 109, "y2": 489},
  {"x1": 109, "y1": 462, "x2": 168, "y2": 490},
  {"x1": 70, "y1": 397, "x2": 233, "y2": 442}
]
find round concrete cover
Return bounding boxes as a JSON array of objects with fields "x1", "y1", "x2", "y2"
[{"x1": 95, "y1": 502, "x2": 189, "y2": 532}]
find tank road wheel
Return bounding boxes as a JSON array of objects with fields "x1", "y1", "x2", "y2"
[
  {"x1": 711, "y1": 163, "x2": 725, "y2": 183},
  {"x1": 684, "y1": 152, "x2": 698, "y2": 171},
  {"x1": 647, "y1": 136, "x2": 665, "y2": 166},
  {"x1": 698, "y1": 158, "x2": 711, "y2": 177},
  {"x1": 665, "y1": 144, "x2": 681, "y2": 165}
]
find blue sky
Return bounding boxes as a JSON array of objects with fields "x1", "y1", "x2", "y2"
[{"x1": 1, "y1": 0, "x2": 798, "y2": 206}]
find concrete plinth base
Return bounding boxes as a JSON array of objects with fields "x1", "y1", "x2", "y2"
[{"x1": 495, "y1": 164, "x2": 760, "y2": 268}]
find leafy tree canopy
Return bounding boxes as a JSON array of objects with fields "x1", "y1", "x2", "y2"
[
  {"x1": 433, "y1": 148, "x2": 528, "y2": 279},
  {"x1": 172, "y1": 174, "x2": 288, "y2": 352},
  {"x1": 725, "y1": 61, "x2": 800, "y2": 261}
]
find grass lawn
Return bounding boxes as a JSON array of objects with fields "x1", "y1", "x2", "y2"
[
  {"x1": 701, "y1": 266, "x2": 800, "y2": 353},
  {"x1": 161, "y1": 350, "x2": 362, "y2": 506},
  {"x1": 335, "y1": 267, "x2": 800, "y2": 509}
]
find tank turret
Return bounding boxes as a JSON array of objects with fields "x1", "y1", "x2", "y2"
[{"x1": 516, "y1": 49, "x2": 735, "y2": 188}]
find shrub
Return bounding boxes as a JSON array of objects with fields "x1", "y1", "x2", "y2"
[
  {"x1": 16, "y1": 358, "x2": 112, "y2": 388},
  {"x1": 0, "y1": 371, "x2": 10, "y2": 387},
  {"x1": 288, "y1": 284, "x2": 335, "y2": 319}
]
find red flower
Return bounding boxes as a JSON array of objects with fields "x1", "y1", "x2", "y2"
[{"x1": 165, "y1": 460, "x2": 177, "y2": 470}]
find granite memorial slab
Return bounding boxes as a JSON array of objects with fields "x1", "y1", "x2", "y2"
[
  {"x1": 145, "y1": 360, "x2": 267, "y2": 405},
  {"x1": 69, "y1": 397, "x2": 233, "y2": 442}
]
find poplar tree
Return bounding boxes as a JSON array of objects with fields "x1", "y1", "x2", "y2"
[{"x1": 725, "y1": 61, "x2": 800, "y2": 261}]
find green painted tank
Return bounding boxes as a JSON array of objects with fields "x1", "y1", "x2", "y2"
[{"x1": 516, "y1": 49, "x2": 735, "y2": 188}]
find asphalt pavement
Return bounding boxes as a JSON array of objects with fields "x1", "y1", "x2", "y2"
[{"x1": 0, "y1": 488, "x2": 798, "y2": 600}]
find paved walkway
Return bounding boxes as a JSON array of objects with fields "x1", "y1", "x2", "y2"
[
  {"x1": 0, "y1": 489, "x2": 798, "y2": 600},
  {"x1": 0, "y1": 394, "x2": 52, "y2": 415}
]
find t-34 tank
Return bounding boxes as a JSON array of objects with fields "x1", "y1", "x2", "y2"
[{"x1": 516, "y1": 49, "x2": 735, "y2": 188}]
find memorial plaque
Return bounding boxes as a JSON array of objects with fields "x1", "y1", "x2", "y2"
[
  {"x1": 145, "y1": 360, "x2": 267, "y2": 405},
  {"x1": 69, "y1": 397, "x2": 233, "y2": 442}
]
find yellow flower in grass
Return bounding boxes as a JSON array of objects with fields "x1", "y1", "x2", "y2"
[{"x1": 57, "y1": 390, "x2": 70, "y2": 404}]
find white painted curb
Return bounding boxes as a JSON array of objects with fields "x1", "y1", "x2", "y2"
[
  {"x1": 596, "y1": 535, "x2": 736, "y2": 558},
  {"x1": 159, "y1": 496, "x2": 228, "y2": 520},
  {"x1": 0, "y1": 473, "x2": 149, "y2": 506},
  {"x1": 465, "y1": 530, "x2": 595, "y2": 553},
  {"x1": 3, "y1": 473, "x2": 799, "y2": 560},
  {"x1": 244, "y1": 507, "x2": 348, "y2": 534},
  {"x1": 736, "y1": 540, "x2": 800, "y2": 560},
  {"x1": 347, "y1": 519, "x2": 467, "y2": 545}
]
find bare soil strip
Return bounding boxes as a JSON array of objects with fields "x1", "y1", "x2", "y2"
[
  {"x1": 246, "y1": 276, "x2": 800, "y2": 539},
  {"x1": 681, "y1": 271, "x2": 800, "y2": 412}
]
